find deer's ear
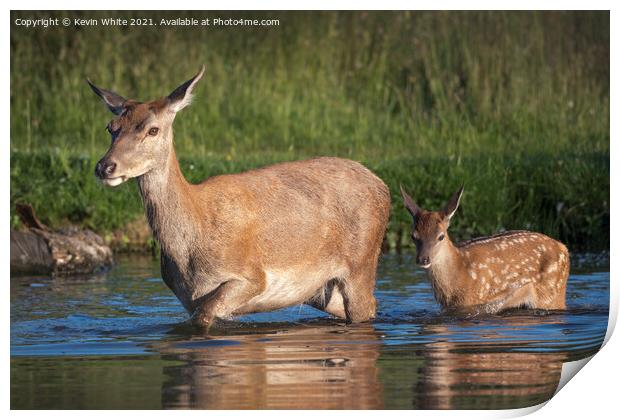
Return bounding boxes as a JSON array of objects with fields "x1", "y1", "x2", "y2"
[
  {"x1": 87, "y1": 79, "x2": 127, "y2": 115},
  {"x1": 166, "y1": 65, "x2": 205, "y2": 113},
  {"x1": 400, "y1": 185, "x2": 421, "y2": 218},
  {"x1": 442, "y1": 185, "x2": 464, "y2": 221}
]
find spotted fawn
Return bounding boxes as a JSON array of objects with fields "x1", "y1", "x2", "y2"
[{"x1": 400, "y1": 185, "x2": 569, "y2": 313}]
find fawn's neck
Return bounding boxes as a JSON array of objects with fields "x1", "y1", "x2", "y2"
[{"x1": 426, "y1": 238, "x2": 467, "y2": 307}]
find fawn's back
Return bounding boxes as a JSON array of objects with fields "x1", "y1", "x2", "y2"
[{"x1": 455, "y1": 231, "x2": 569, "y2": 309}]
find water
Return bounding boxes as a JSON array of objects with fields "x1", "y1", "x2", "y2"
[{"x1": 10, "y1": 254, "x2": 609, "y2": 409}]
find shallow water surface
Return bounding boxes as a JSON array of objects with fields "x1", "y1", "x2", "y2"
[{"x1": 11, "y1": 254, "x2": 609, "y2": 409}]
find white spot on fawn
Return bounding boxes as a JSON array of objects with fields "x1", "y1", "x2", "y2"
[{"x1": 547, "y1": 262, "x2": 558, "y2": 273}]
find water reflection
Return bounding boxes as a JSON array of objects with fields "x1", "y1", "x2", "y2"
[
  {"x1": 152, "y1": 316, "x2": 572, "y2": 409},
  {"x1": 157, "y1": 322, "x2": 383, "y2": 409},
  {"x1": 412, "y1": 323, "x2": 565, "y2": 409}
]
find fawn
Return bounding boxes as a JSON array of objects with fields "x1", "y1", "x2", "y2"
[
  {"x1": 400, "y1": 185, "x2": 569, "y2": 313},
  {"x1": 88, "y1": 66, "x2": 391, "y2": 327}
]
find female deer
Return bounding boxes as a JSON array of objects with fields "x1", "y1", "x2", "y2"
[
  {"x1": 88, "y1": 66, "x2": 391, "y2": 327},
  {"x1": 400, "y1": 185, "x2": 569, "y2": 313}
]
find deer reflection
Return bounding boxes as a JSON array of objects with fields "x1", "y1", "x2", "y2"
[
  {"x1": 158, "y1": 321, "x2": 383, "y2": 409},
  {"x1": 414, "y1": 317, "x2": 567, "y2": 409}
]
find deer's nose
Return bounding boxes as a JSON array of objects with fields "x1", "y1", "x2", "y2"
[
  {"x1": 417, "y1": 256, "x2": 430, "y2": 266},
  {"x1": 95, "y1": 160, "x2": 117, "y2": 178}
]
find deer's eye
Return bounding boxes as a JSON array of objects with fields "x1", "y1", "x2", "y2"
[
  {"x1": 438, "y1": 233, "x2": 445, "y2": 241},
  {"x1": 148, "y1": 127, "x2": 159, "y2": 136}
]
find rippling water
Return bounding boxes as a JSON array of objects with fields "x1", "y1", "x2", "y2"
[{"x1": 10, "y1": 254, "x2": 609, "y2": 409}]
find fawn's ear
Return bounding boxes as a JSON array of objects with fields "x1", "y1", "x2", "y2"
[
  {"x1": 87, "y1": 79, "x2": 127, "y2": 115},
  {"x1": 166, "y1": 65, "x2": 205, "y2": 113},
  {"x1": 400, "y1": 185, "x2": 422, "y2": 218},
  {"x1": 442, "y1": 185, "x2": 464, "y2": 221}
]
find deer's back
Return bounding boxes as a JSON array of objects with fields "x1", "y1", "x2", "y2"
[
  {"x1": 456, "y1": 230, "x2": 569, "y2": 301},
  {"x1": 457, "y1": 230, "x2": 568, "y2": 263},
  {"x1": 190, "y1": 157, "x2": 390, "y2": 267},
  {"x1": 196, "y1": 157, "x2": 389, "y2": 219}
]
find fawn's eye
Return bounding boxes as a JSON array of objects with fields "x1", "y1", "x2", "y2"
[
  {"x1": 438, "y1": 233, "x2": 445, "y2": 241},
  {"x1": 148, "y1": 127, "x2": 159, "y2": 136}
]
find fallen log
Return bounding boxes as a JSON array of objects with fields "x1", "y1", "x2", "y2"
[{"x1": 10, "y1": 204, "x2": 114, "y2": 276}]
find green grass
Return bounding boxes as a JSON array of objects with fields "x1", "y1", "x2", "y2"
[
  {"x1": 10, "y1": 11, "x2": 609, "y2": 251},
  {"x1": 11, "y1": 150, "x2": 609, "y2": 251}
]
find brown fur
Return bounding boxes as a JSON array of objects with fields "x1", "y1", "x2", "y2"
[
  {"x1": 89, "y1": 67, "x2": 391, "y2": 327},
  {"x1": 401, "y1": 186, "x2": 569, "y2": 313}
]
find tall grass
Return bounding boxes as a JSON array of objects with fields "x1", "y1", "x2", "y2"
[{"x1": 10, "y1": 11, "x2": 609, "y2": 250}]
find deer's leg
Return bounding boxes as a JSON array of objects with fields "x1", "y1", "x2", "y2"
[
  {"x1": 536, "y1": 264, "x2": 569, "y2": 310},
  {"x1": 335, "y1": 224, "x2": 383, "y2": 323},
  {"x1": 550, "y1": 284, "x2": 567, "y2": 310},
  {"x1": 305, "y1": 279, "x2": 346, "y2": 319},
  {"x1": 533, "y1": 279, "x2": 568, "y2": 310},
  {"x1": 487, "y1": 283, "x2": 537, "y2": 313},
  {"x1": 341, "y1": 268, "x2": 378, "y2": 323},
  {"x1": 190, "y1": 274, "x2": 265, "y2": 328}
]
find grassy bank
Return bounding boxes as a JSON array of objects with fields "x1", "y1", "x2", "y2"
[
  {"x1": 11, "y1": 150, "x2": 609, "y2": 251},
  {"x1": 10, "y1": 11, "x2": 609, "y2": 251}
]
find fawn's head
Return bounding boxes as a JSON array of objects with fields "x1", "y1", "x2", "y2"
[
  {"x1": 400, "y1": 185, "x2": 464, "y2": 268},
  {"x1": 88, "y1": 66, "x2": 205, "y2": 186}
]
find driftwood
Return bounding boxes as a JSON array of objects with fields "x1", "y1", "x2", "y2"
[{"x1": 10, "y1": 204, "x2": 113, "y2": 276}]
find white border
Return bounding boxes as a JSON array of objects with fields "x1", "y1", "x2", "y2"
[{"x1": 4, "y1": 2, "x2": 617, "y2": 419}]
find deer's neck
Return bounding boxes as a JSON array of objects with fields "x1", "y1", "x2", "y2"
[
  {"x1": 137, "y1": 147, "x2": 199, "y2": 257},
  {"x1": 426, "y1": 240, "x2": 467, "y2": 307}
]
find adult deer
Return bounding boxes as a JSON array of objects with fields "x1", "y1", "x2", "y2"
[
  {"x1": 88, "y1": 66, "x2": 390, "y2": 327},
  {"x1": 400, "y1": 185, "x2": 568, "y2": 313}
]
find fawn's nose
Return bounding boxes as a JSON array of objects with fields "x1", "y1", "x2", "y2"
[
  {"x1": 417, "y1": 256, "x2": 430, "y2": 266},
  {"x1": 95, "y1": 160, "x2": 117, "y2": 178}
]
